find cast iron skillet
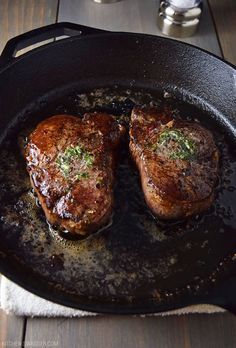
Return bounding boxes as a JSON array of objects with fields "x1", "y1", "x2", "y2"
[{"x1": 0, "y1": 22, "x2": 236, "y2": 315}]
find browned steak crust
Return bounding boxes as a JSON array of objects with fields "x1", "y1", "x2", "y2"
[
  {"x1": 26, "y1": 113, "x2": 124, "y2": 236},
  {"x1": 129, "y1": 107, "x2": 219, "y2": 219}
]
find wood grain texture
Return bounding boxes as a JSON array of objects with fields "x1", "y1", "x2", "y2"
[
  {"x1": 0, "y1": 277, "x2": 25, "y2": 348},
  {"x1": 0, "y1": 0, "x2": 58, "y2": 55},
  {"x1": 24, "y1": 315, "x2": 191, "y2": 348},
  {"x1": 0, "y1": 312, "x2": 25, "y2": 348},
  {"x1": 208, "y1": 0, "x2": 236, "y2": 65},
  {"x1": 58, "y1": 0, "x2": 221, "y2": 56},
  {"x1": 0, "y1": 1, "x2": 58, "y2": 346},
  {"x1": 25, "y1": 313, "x2": 236, "y2": 348},
  {"x1": 184, "y1": 313, "x2": 236, "y2": 348},
  {"x1": 1, "y1": 1, "x2": 236, "y2": 348}
]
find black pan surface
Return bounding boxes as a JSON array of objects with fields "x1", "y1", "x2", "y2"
[{"x1": 0, "y1": 23, "x2": 236, "y2": 314}]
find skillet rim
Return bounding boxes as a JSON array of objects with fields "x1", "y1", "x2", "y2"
[{"x1": 0, "y1": 30, "x2": 235, "y2": 73}]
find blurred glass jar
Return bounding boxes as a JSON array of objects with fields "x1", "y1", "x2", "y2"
[{"x1": 158, "y1": 0, "x2": 202, "y2": 38}]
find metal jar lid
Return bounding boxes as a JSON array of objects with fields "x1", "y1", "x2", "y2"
[{"x1": 157, "y1": 1, "x2": 202, "y2": 38}]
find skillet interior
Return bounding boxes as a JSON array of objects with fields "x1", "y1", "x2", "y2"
[{"x1": 0, "y1": 33, "x2": 236, "y2": 313}]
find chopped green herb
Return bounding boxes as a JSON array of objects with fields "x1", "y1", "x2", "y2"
[
  {"x1": 76, "y1": 172, "x2": 89, "y2": 181},
  {"x1": 157, "y1": 129, "x2": 196, "y2": 160},
  {"x1": 56, "y1": 145, "x2": 94, "y2": 177},
  {"x1": 83, "y1": 152, "x2": 94, "y2": 167},
  {"x1": 59, "y1": 162, "x2": 70, "y2": 174}
]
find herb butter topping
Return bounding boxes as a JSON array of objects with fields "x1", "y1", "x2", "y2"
[
  {"x1": 158, "y1": 128, "x2": 196, "y2": 160},
  {"x1": 56, "y1": 145, "x2": 94, "y2": 179}
]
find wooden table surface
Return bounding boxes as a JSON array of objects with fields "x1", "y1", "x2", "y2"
[{"x1": 0, "y1": 0, "x2": 236, "y2": 347}]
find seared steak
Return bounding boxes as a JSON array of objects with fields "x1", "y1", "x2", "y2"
[
  {"x1": 26, "y1": 113, "x2": 124, "y2": 236},
  {"x1": 129, "y1": 107, "x2": 219, "y2": 219}
]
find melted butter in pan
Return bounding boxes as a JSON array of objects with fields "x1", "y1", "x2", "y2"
[{"x1": 0, "y1": 87, "x2": 236, "y2": 303}]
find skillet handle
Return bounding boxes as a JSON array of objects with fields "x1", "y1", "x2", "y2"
[{"x1": 0, "y1": 22, "x2": 106, "y2": 65}]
